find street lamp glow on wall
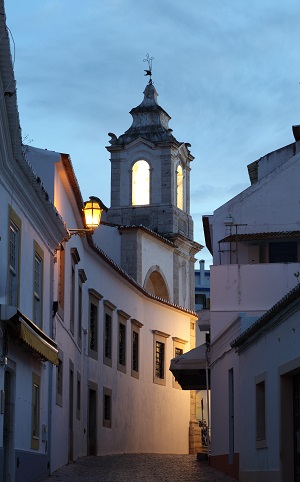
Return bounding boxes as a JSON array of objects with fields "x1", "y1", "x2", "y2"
[{"x1": 67, "y1": 196, "x2": 103, "y2": 239}]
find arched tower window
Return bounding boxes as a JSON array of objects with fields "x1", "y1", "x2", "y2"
[
  {"x1": 176, "y1": 164, "x2": 184, "y2": 210},
  {"x1": 132, "y1": 160, "x2": 150, "y2": 206}
]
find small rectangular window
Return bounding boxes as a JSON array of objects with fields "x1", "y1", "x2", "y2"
[
  {"x1": 155, "y1": 341, "x2": 165, "y2": 379},
  {"x1": 33, "y1": 253, "x2": 43, "y2": 326},
  {"x1": 56, "y1": 354, "x2": 63, "y2": 407},
  {"x1": 103, "y1": 387, "x2": 112, "y2": 429},
  {"x1": 117, "y1": 311, "x2": 129, "y2": 374},
  {"x1": 269, "y1": 241, "x2": 297, "y2": 263},
  {"x1": 132, "y1": 331, "x2": 139, "y2": 372},
  {"x1": 131, "y1": 319, "x2": 143, "y2": 379},
  {"x1": 78, "y1": 270, "x2": 87, "y2": 347},
  {"x1": 58, "y1": 246, "x2": 65, "y2": 313},
  {"x1": 172, "y1": 337, "x2": 187, "y2": 389},
  {"x1": 89, "y1": 302, "x2": 98, "y2": 358},
  {"x1": 104, "y1": 310, "x2": 113, "y2": 367},
  {"x1": 118, "y1": 323, "x2": 126, "y2": 367},
  {"x1": 256, "y1": 373, "x2": 267, "y2": 449},
  {"x1": 76, "y1": 372, "x2": 81, "y2": 420},
  {"x1": 78, "y1": 283, "x2": 82, "y2": 345},
  {"x1": 153, "y1": 330, "x2": 170, "y2": 386},
  {"x1": 70, "y1": 264, "x2": 75, "y2": 335},
  {"x1": 8, "y1": 211, "x2": 21, "y2": 307},
  {"x1": 88, "y1": 290, "x2": 103, "y2": 360}
]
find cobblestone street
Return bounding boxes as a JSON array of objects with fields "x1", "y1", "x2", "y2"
[{"x1": 39, "y1": 454, "x2": 236, "y2": 482}]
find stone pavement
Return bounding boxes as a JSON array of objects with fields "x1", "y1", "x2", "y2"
[{"x1": 39, "y1": 454, "x2": 237, "y2": 482}]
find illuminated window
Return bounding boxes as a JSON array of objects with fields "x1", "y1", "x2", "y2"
[
  {"x1": 176, "y1": 164, "x2": 184, "y2": 210},
  {"x1": 132, "y1": 160, "x2": 150, "y2": 205}
]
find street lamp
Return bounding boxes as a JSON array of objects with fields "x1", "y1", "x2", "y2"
[{"x1": 67, "y1": 196, "x2": 103, "y2": 239}]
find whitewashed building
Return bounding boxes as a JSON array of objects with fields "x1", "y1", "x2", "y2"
[
  {"x1": 203, "y1": 125, "x2": 300, "y2": 480},
  {"x1": 0, "y1": 4, "x2": 67, "y2": 482},
  {"x1": 24, "y1": 81, "x2": 202, "y2": 471},
  {"x1": 0, "y1": 2, "x2": 202, "y2": 477}
]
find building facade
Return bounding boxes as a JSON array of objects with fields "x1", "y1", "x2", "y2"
[
  {"x1": 203, "y1": 124, "x2": 300, "y2": 480},
  {"x1": 0, "y1": 5, "x2": 67, "y2": 481},
  {"x1": 0, "y1": 4, "x2": 202, "y2": 479}
]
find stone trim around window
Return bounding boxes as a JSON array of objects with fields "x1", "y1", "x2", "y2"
[{"x1": 152, "y1": 330, "x2": 170, "y2": 386}]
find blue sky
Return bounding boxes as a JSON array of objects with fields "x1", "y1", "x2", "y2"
[{"x1": 5, "y1": 0, "x2": 300, "y2": 265}]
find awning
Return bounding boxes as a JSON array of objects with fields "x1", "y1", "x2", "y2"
[
  {"x1": 0, "y1": 305, "x2": 59, "y2": 365},
  {"x1": 169, "y1": 344, "x2": 210, "y2": 390}
]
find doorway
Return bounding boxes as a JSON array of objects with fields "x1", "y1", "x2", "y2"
[
  {"x1": 3, "y1": 369, "x2": 15, "y2": 482},
  {"x1": 294, "y1": 374, "x2": 300, "y2": 482},
  {"x1": 88, "y1": 386, "x2": 97, "y2": 455},
  {"x1": 68, "y1": 365, "x2": 74, "y2": 462}
]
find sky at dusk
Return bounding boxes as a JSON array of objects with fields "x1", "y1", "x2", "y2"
[{"x1": 5, "y1": 0, "x2": 300, "y2": 266}]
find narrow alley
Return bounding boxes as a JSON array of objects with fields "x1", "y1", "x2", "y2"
[{"x1": 39, "y1": 454, "x2": 236, "y2": 482}]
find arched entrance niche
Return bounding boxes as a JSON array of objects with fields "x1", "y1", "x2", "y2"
[{"x1": 143, "y1": 266, "x2": 170, "y2": 301}]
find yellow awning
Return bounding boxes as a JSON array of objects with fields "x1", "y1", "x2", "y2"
[
  {"x1": 19, "y1": 321, "x2": 58, "y2": 366},
  {"x1": 0, "y1": 305, "x2": 58, "y2": 365}
]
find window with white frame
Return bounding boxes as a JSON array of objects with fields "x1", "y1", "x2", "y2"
[{"x1": 153, "y1": 330, "x2": 170, "y2": 386}]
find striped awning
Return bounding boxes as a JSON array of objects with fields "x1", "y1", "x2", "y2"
[{"x1": 0, "y1": 305, "x2": 58, "y2": 365}]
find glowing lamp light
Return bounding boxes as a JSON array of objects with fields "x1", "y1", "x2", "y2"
[
  {"x1": 66, "y1": 196, "x2": 103, "y2": 241},
  {"x1": 83, "y1": 196, "x2": 103, "y2": 230}
]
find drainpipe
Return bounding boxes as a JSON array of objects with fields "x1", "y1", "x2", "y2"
[
  {"x1": 48, "y1": 252, "x2": 55, "y2": 475},
  {"x1": 205, "y1": 347, "x2": 211, "y2": 458}
]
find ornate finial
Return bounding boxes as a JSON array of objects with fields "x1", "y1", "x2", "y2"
[{"x1": 143, "y1": 53, "x2": 154, "y2": 84}]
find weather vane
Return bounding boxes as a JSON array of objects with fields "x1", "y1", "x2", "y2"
[{"x1": 143, "y1": 53, "x2": 154, "y2": 84}]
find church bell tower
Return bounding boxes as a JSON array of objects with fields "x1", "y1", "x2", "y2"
[
  {"x1": 106, "y1": 78, "x2": 194, "y2": 241},
  {"x1": 106, "y1": 61, "x2": 201, "y2": 312}
]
